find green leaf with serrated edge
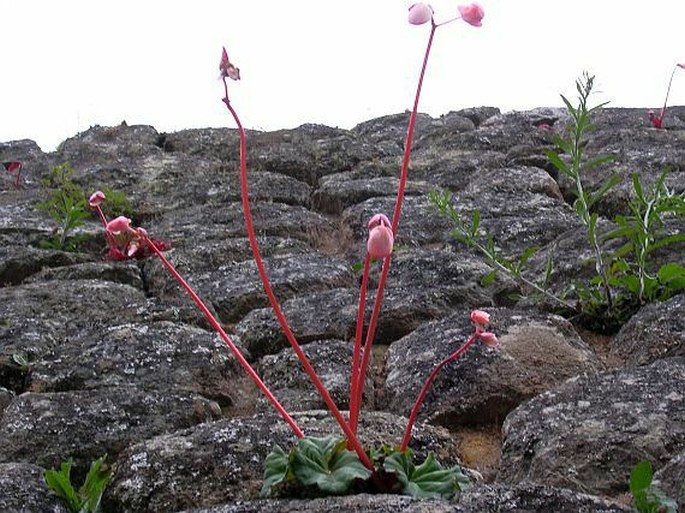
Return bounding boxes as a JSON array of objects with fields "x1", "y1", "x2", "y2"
[
  {"x1": 78, "y1": 455, "x2": 112, "y2": 513},
  {"x1": 261, "y1": 445, "x2": 290, "y2": 497},
  {"x1": 44, "y1": 460, "x2": 82, "y2": 511},
  {"x1": 480, "y1": 270, "x2": 497, "y2": 286},
  {"x1": 584, "y1": 154, "x2": 616, "y2": 171},
  {"x1": 632, "y1": 174, "x2": 645, "y2": 203},
  {"x1": 658, "y1": 263, "x2": 685, "y2": 288},
  {"x1": 517, "y1": 246, "x2": 539, "y2": 270},
  {"x1": 646, "y1": 233, "x2": 685, "y2": 254},
  {"x1": 291, "y1": 437, "x2": 370, "y2": 495},
  {"x1": 383, "y1": 451, "x2": 466, "y2": 499}
]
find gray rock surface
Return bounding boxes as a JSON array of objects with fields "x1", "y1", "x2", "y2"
[
  {"x1": 1, "y1": 106, "x2": 683, "y2": 512},
  {"x1": 498, "y1": 357, "x2": 685, "y2": 497}
]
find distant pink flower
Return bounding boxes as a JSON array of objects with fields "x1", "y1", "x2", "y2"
[
  {"x1": 220, "y1": 47, "x2": 240, "y2": 81},
  {"x1": 470, "y1": 309, "x2": 490, "y2": 329},
  {"x1": 367, "y1": 213, "x2": 394, "y2": 259},
  {"x1": 457, "y1": 3, "x2": 484, "y2": 27},
  {"x1": 3, "y1": 160, "x2": 23, "y2": 189},
  {"x1": 648, "y1": 110, "x2": 663, "y2": 129},
  {"x1": 408, "y1": 3, "x2": 433, "y2": 25},
  {"x1": 479, "y1": 331, "x2": 499, "y2": 348},
  {"x1": 89, "y1": 190, "x2": 106, "y2": 207}
]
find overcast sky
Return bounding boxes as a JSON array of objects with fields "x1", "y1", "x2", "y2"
[{"x1": 2, "y1": 0, "x2": 684, "y2": 151}]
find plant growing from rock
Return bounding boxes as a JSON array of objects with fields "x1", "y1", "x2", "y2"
[
  {"x1": 91, "y1": 1, "x2": 496, "y2": 499},
  {"x1": 43, "y1": 455, "x2": 113, "y2": 513},
  {"x1": 603, "y1": 170, "x2": 685, "y2": 304},
  {"x1": 648, "y1": 63, "x2": 684, "y2": 129},
  {"x1": 629, "y1": 460, "x2": 678, "y2": 513},
  {"x1": 37, "y1": 164, "x2": 92, "y2": 252}
]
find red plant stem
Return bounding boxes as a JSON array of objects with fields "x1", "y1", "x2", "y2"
[
  {"x1": 348, "y1": 253, "x2": 372, "y2": 435},
  {"x1": 91, "y1": 204, "x2": 118, "y2": 251},
  {"x1": 659, "y1": 65, "x2": 679, "y2": 123},
  {"x1": 222, "y1": 82, "x2": 373, "y2": 470},
  {"x1": 140, "y1": 232, "x2": 304, "y2": 438},
  {"x1": 351, "y1": 22, "x2": 437, "y2": 424},
  {"x1": 399, "y1": 331, "x2": 479, "y2": 451}
]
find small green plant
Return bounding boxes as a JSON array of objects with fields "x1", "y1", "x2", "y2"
[
  {"x1": 629, "y1": 460, "x2": 678, "y2": 513},
  {"x1": 604, "y1": 170, "x2": 685, "y2": 304},
  {"x1": 261, "y1": 436, "x2": 469, "y2": 498},
  {"x1": 43, "y1": 455, "x2": 113, "y2": 513},
  {"x1": 544, "y1": 72, "x2": 619, "y2": 312},
  {"x1": 429, "y1": 189, "x2": 572, "y2": 310},
  {"x1": 37, "y1": 164, "x2": 91, "y2": 252}
]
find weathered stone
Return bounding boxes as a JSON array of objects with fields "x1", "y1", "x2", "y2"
[
  {"x1": 0, "y1": 462, "x2": 70, "y2": 513},
  {"x1": 25, "y1": 260, "x2": 144, "y2": 289},
  {"x1": 105, "y1": 410, "x2": 460, "y2": 513},
  {"x1": 28, "y1": 321, "x2": 239, "y2": 407},
  {"x1": 498, "y1": 357, "x2": 685, "y2": 497},
  {"x1": 385, "y1": 309, "x2": 602, "y2": 427},
  {"x1": 179, "y1": 481, "x2": 634, "y2": 513},
  {"x1": 653, "y1": 450, "x2": 685, "y2": 512},
  {"x1": 609, "y1": 293, "x2": 685, "y2": 366},
  {"x1": 256, "y1": 339, "x2": 373, "y2": 412},
  {"x1": 0, "y1": 386, "x2": 221, "y2": 479}
]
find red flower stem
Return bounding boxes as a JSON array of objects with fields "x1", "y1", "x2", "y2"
[
  {"x1": 659, "y1": 65, "x2": 679, "y2": 123},
  {"x1": 399, "y1": 331, "x2": 479, "y2": 451},
  {"x1": 348, "y1": 253, "x2": 372, "y2": 435},
  {"x1": 351, "y1": 23, "x2": 437, "y2": 424},
  {"x1": 90, "y1": 204, "x2": 118, "y2": 251},
  {"x1": 222, "y1": 82, "x2": 373, "y2": 470},
  {"x1": 140, "y1": 232, "x2": 304, "y2": 438}
]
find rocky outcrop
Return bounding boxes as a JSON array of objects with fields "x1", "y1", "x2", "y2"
[{"x1": 0, "y1": 105, "x2": 683, "y2": 512}]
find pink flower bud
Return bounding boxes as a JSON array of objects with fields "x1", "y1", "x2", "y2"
[
  {"x1": 89, "y1": 190, "x2": 106, "y2": 207},
  {"x1": 457, "y1": 3, "x2": 484, "y2": 27},
  {"x1": 678, "y1": 63, "x2": 685, "y2": 69},
  {"x1": 470, "y1": 309, "x2": 490, "y2": 328},
  {"x1": 479, "y1": 331, "x2": 499, "y2": 348},
  {"x1": 367, "y1": 214, "x2": 393, "y2": 259},
  {"x1": 408, "y1": 3, "x2": 433, "y2": 25},
  {"x1": 220, "y1": 47, "x2": 241, "y2": 81},
  {"x1": 106, "y1": 216, "x2": 132, "y2": 234}
]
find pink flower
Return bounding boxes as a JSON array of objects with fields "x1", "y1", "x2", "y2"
[
  {"x1": 106, "y1": 216, "x2": 132, "y2": 234},
  {"x1": 478, "y1": 331, "x2": 499, "y2": 349},
  {"x1": 470, "y1": 309, "x2": 490, "y2": 329},
  {"x1": 89, "y1": 190, "x2": 106, "y2": 207},
  {"x1": 648, "y1": 110, "x2": 663, "y2": 129},
  {"x1": 457, "y1": 3, "x2": 484, "y2": 27},
  {"x1": 367, "y1": 214, "x2": 394, "y2": 259},
  {"x1": 220, "y1": 47, "x2": 241, "y2": 81},
  {"x1": 408, "y1": 3, "x2": 433, "y2": 25}
]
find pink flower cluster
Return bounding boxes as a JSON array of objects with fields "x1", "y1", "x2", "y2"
[{"x1": 408, "y1": 2, "x2": 484, "y2": 27}]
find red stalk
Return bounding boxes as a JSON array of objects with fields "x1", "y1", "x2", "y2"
[
  {"x1": 140, "y1": 232, "x2": 304, "y2": 438},
  {"x1": 350, "y1": 22, "x2": 437, "y2": 424},
  {"x1": 348, "y1": 252, "x2": 372, "y2": 435},
  {"x1": 399, "y1": 331, "x2": 479, "y2": 451},
  {"x1": 222, "y1": 82, "x2": 373, "y2": 470}
]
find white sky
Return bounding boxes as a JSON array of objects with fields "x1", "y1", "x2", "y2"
[{"x1": 2, "y1": 0, "x2": 684, "y2": 152}]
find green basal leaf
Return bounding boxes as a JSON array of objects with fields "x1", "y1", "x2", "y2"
[
  {"x1": 44, "y1": 460, "x2": 82, "y2": 511},
  {"x1": 261, "y1": 445, "x2": 290, "y2": 497},
  {"x1": 291, "y1": 437, "x2": 371, "y2": 495},
  {"x1": 79, "y1": 455, "x2": 113, "y2": 513},
  {"x1": 383, "y1": 450, "x2": 467, "y2": 499},
  {"x1": 630, "y1": 460, "x2": 653, "y2": 493},
  {"x1": 658, "y1": 263, "x2": 685, "y2": 288},
  {"x1": 632, "y1": 174, "x2": 645, "y2": 203},
  {"x1": 480, "y1": 270, "x2": 498, "y2": 286}
]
